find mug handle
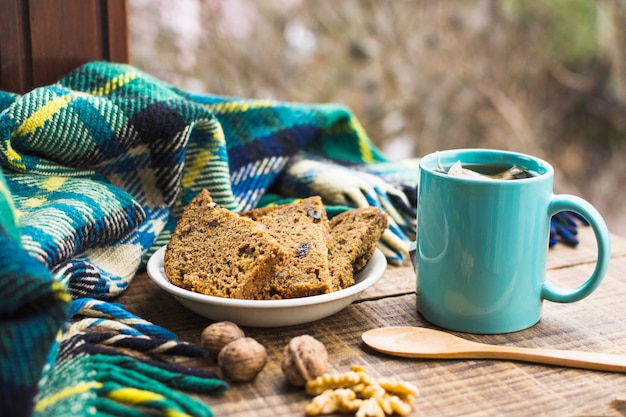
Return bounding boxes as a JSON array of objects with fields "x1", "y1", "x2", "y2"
[{"x1": 541, "y1": 195, "x2": 611, "y2": 303}]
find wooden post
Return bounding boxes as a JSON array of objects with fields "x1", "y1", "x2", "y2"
[{"x1": 0, "y1": 0, "x2": 129, "y2": 94}]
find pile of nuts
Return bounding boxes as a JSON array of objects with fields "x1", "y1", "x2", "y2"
[
  {"x1": 304, "y1": 365, "x2": 417, "y2": 416},
  {"x1": 199, "y1": 321, "x2": 416, "y2": 416},
  {"x1": 201, "y1": 321, "x2": 267, "y2": 382},
  {"x1": 200, "y1": 321, "x2": 328, "y2": 384}
]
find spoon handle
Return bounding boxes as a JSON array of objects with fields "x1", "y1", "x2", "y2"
[
  {"x1": 475, "y1": 344, "x2": 626, "y2": 373},
  {"x1": 362, "y1": 327, "x2": 626, "y2": 373}
]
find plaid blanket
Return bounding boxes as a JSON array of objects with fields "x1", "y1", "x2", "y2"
[
  {"x1": 0, "y1": 61, "x2": 418, "y2": 417},
  {"x1": 0, "y1": 62, "x2": 580, "y2": 416}
]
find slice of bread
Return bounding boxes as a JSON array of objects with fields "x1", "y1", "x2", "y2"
[
  {"x1": 244, "y1": 196, "x2": 333, "y2": 299},
  {"x1": 328, "y1": 207, "x2": 388, "y2": 289},
  {"x1": 165, "y1": 190, "x2": 389, "y2": 301},
  {"x1": 164, "y1": 189, "x2": 288, "y2": 300}
]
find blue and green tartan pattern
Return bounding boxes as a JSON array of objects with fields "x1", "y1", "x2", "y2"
[
  {"x1": 0, "y1": 62, "x2": 406, "y2": 301},
  {"x1": 0, "y1": 61, "x2": 416, "y2": 416}
]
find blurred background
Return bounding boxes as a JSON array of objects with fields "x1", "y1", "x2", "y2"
[{"x1": 128, "y1": 0, "x2": 626, "y2": 237}]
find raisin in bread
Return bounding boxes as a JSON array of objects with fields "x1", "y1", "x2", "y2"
[
  {"x1": 164, "y1": 189, "x2": 288, "y2": 300},
  {"x1": 328, "y1": 207, "x2": 388, "y2": 289},
  {"x1": 243, "y1": 196, "x2": 333, "y2": 299}
]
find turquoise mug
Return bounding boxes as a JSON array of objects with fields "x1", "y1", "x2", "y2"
[{"x1": 415, "y1": 149, "x2": 611, "y2": 334}]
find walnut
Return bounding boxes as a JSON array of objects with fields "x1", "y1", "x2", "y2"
[
  {"x1": 200, "y1": 321, "x2": 245, "y2": 358},
  {"x1": 282, "y1": 335, "x2": 329, "y2": 387},
  {"x1": 218, "y1": 337, "x2": 267, "y2": 382}
]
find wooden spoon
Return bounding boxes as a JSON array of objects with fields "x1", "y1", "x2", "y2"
[{"x1": 361, "y1": 326, "x2": 626, "y2": 373}]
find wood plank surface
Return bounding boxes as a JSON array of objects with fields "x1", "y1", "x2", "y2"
[{"x1": 119, "y1": 226, "x2": 626, "y2": 416}]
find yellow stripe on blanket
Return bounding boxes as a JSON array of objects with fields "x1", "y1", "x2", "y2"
[
  {"x1": 206, "y1": 99, "x2": 275, "y2": 114},
  {"x1": 7, "y1": 95, "x2": 73, "y2": 169},
  {"x1": 42, "y1": 176, "x2": 68, "y2": 191},
  {"x1": 350, "y1": 116, "x2": 375, "y2": 164},
  {"x1": 5, "y1": 141, "x2": 24, "y2": 169},
  {"x1": 91, "y1": 71, "x2": 138, "y2": 96},
  {"x1": 15, "y1": 95, "x2": 73, "y2": 137},
  {"x1": 181, "y1": 148, "x2": 215, "y2": 189},
  {"x1": 34, "y1": 381, "x2": 103, "y2": 411},
  {"x1": 107, "y1": 387, "x2": 165, "y2": 404},
  {"x1": 107, "y1": 388, "x2": 191, "y2": 417},
  {"x1": 181, "y1": 119, "x2": 226, "y2": 189}
]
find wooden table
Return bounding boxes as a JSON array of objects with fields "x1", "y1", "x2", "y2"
[{"x1": 119, "y1": 227, "x2": 626, "y2": 417}]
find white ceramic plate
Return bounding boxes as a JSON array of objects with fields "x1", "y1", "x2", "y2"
[{"x1": 146, "y1": 246, "x2": 387, "y2": 327}]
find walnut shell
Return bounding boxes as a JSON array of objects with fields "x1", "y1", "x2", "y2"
[
  {"x1": 201, "y1": 321, "x2": 245, "y2": 358},
  {"x1": 281, "y1": 335, "x2": 328, "y2": 387},
  {"x1": 218, "y1": 337, "x2": 268, "y2": 382}
]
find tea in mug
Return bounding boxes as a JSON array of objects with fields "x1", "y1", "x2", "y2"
[{"x1": 442, "y1": 161, "x2": 537, "y2": 180}]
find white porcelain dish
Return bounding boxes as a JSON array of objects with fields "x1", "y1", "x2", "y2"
[{"x1": 146, "y1": 246, "x2": 387, "y2": 327}]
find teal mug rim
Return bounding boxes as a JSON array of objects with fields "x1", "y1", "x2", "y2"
[{"x1": 420, "y1": 149, "x2": 554, "y2": 183}]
